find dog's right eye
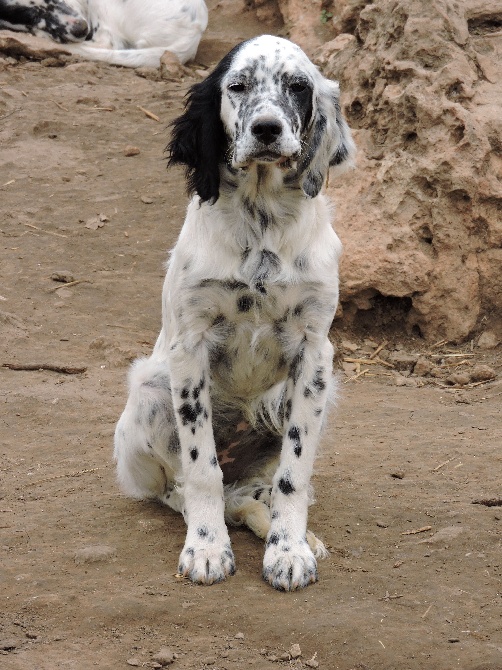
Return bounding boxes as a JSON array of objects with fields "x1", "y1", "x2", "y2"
[{"x1": 228, "y1": 82, "x2": 246, "y2": 93}]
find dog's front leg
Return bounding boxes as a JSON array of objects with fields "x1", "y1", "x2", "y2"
[
  {"x1": 169, "y1": 340, "x2": 235, "y2": 584},
  {"x1": 263, "y1": 338, "x2": 334, "y2": 591}
]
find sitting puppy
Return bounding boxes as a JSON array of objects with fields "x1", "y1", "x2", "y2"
[
  {"x1": 114, "y1": 35, "x2": 354, "y2": 590},
  {"x1": 0, "y1": 0, "x2": 208, "y2": 66}
]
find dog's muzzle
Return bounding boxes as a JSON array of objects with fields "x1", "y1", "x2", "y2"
[{"x1": 233, "y1": 115, "x2": 300, "y2": 168}]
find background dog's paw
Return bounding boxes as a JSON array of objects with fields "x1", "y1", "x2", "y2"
[
  {"x1": 262, "y1": 543, "x2": 318, "y2": 591},
  {"x1": 178, "y1": 542, "x2": 235, "y2": 585}
]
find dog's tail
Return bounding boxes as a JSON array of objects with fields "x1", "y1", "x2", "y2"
[{"x1": 67, "y1": 43, "x2": 195, "y2": 68}]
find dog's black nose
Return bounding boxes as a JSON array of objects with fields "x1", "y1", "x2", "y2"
[
  {"x1": 70, "y1": 18, "x2": 89, "y2": 39},
  {"x1": 251, "y1": 119, "x2": 283, "y2": 145}
]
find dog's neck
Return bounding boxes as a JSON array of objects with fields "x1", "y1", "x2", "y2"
[{"x1": 210, "y1": 162, "x2": 317, "y2": 249}]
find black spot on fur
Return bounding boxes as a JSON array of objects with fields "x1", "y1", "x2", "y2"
[
  {"x1": 278, "y1": 474, "x2": 295, "y2": 495},
  {"x1": 190, "y1": 447, "x2": 199, "y2": 461},
  {"x1": 178, "y1": 400, "x2": 204, "y2": 426},
  {"x1": 290, "y1": 347, "x2": 305, "y2": 384},
  {"x1": 237, "y1": 294, "x2": 254, "y2": 312},
  {"x1": 197, "y1": 525, "x2": 208, "y2": 538},
  {"x1": 267, "y1": 532, "x2": 279, "y2": 545},
  {"x1": 253, "y1": 487, "x2": 264, "y2": 500},
  {"x1": 210, "y1": 455, "x2": 218, "y2": 467},
  {"x1": 288, "y1": 425, "x2": 302, "y2": 457}
]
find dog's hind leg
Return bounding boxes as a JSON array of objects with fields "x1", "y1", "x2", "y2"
[
  {"x1": 114, "y1": 357, "x2": 182, "y2": 511},
  {"x1": 225, "y1": 479, "x2": 329, "y2": 559}
]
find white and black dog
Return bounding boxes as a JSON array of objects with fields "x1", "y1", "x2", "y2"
[
  {"x1": 114, "y1": 35, "x2": 354, "y2": 590},
  {"x1": 0, "y1": 0, "x2": 207, "y2": 66}
]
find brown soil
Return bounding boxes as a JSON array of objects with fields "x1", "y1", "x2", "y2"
[{"x1": 1, "y1": 3, "x2": 501, "y2": 669}]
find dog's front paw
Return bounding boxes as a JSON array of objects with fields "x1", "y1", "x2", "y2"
[
  {"x1": 178, "y1": 541, "x2": 236, "y2": 585},
  {"x1": 262, "y1": 540, "x2": 318, "y2": 591}
]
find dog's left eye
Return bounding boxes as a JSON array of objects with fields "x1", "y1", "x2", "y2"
[
  {"x1": 290, "y1": 82, "x2": 308, "y2": 93},
  {"x1": 228, "y1": 82, "x2": 247, "y2": 93}
]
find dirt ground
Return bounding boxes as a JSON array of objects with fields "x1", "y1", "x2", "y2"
[{"x1": 1, "y1": 4, "x2": 501, "y2": 670}]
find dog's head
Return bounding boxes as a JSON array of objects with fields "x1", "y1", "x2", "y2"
[
  {"x1": 167, "y1": 34, "x2": 354, "y2": 203},
  {"x1": 0, "y1": 0, "x2": 89, "y2": 43}
]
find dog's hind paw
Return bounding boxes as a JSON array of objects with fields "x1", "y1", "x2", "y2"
[
  {"x1": 262, "y1": 542, "x2": 318, "y2": 591},
  {"x1": 178, "y1": 541, "x2": 236, "y2": 585}
]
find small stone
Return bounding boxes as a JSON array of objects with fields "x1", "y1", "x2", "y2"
[
  {"x1": 152, "y1": 647, "x2": 175, "y2": 666},
  {"x1": 376, "y1": 520, "x2": 389, "y2": 528},
  {"x1": 50, "y1": 271, "x2": 75, "y2": 283},
  {"x1": 280, "y1": 652, "x2": 291, "y2": 661},
  {"x1": 391, "y1": 470, "x2": 405, "y2": 479},
  {"x1": 74, "y1": 545, "x2": 116, "y2": 564},
  {"x1": 393, "y1": 373, "x2": 417, "y2": 387},
  {"x1": 341, "y1": 339, "x2": 359, "y2": 353},
  {"x1": 126, "y1": 659, "x2": 141, "y2": 667},
  {"x1": 289, "y1": 643, "x2": 301, "y2": 659},
  {"x1": 305, "y1": 655, "x2": 319, "y2": 668},
  {"x1": 448, "y1": 638, "x2": 460, "y2": 643},
  {"x1": 124, "y1": 145, "x2": 140, "y2": 157},
  {"x1": 446, "y1": 372, "x2": 471, "y2": 386},
  {"x1": 414, "y1": 356, "x2": 433, "y2": 376},
  {"x1": 470, "y1": 365, "x2": 496, "y2": 382},
  {"x1": 0, "y1": 639, "x2": 18, "y2": 651},
  {"x1": 140, "y1": 195, "x2": 154, "y2": 204},
  {"x1": 135, "y1": 66, "x2": 162, "y2": 81},
  {"x1": 160, "y1": 51, "x2": 185, "y2": 81},
  {"x1": 234, "y1": 632, "x2": 245, "y2": 640},
  {"x1": 388, "y1": 351, "x2": 418, "y2": 371},
  {"x1": 477, "y1": 331, "x2": 499, "y2": 349}
]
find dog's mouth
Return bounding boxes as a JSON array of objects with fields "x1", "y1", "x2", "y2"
[{"x1": 234, "y1": 152, "x2": 298, "y2": 171}]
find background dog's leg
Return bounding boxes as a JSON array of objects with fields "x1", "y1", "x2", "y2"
[
  {"x1": 263, "y1": 339, "x2": 334, "y2": 591},
  {"x1": 169, "y1": 342, "x2": 235, "y2": 584}
]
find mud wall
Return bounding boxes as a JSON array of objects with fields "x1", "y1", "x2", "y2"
[{"x1": 269, "y1": 0, "x2": 502, "y2": 342}]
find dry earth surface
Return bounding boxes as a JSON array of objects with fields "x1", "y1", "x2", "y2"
[{"x1": 1, "y1": 2, "x2": 501, "y2": 669}]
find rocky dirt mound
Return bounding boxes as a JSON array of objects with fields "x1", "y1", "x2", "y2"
[{"x1": 310, "y1": 0, "x2": 502, "y2": 343}]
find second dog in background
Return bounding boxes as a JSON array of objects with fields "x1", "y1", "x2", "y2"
[{"x1": 0, "y1": 0, "x2": 208, "y2": 67}]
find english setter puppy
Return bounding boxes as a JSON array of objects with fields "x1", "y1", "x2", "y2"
[
  {"x1": 0, "y1": 0, "x2": 207, "y2": 66},
  {"x1": 114, "y1": 35, "x2": 354, "y2": 590}
]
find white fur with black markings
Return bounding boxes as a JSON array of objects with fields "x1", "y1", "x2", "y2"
[
  {"x1": 0, "y1": 0, "x2": 207, "y2": 66},
  {"x1": 114, "y1": 35, "x2": 355, "y2": 590}
]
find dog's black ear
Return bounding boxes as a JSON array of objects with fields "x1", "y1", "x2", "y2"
[
  {"x1": 166, "y1": 47, "x2": 240, "y2": 204},
  {"x1": 300, "y1": 80, "x2": 355, "y2": 198}
]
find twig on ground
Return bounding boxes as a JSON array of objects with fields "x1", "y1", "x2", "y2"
[
  {"x1": 432, "y1": 457, "x2": 454, "y2": 472},
  {"x1": 52, "y1": 100, "x2": 69, "y2": 111},
  {"x1": 3, "y1": 363, "x2": 87, "y2": 374},
  {"x1": 24, "y1": 223, "x2": 67, "y2": 238},
  {"x1": 472, "y1": 499, "x2": 502, "y2": 507},
  {"x1": 369, "y1": 340, "x2": 388, "y2": 359},
  {"x1": 343, "y1": 368, "x2": 370, "y2": 383},
  {"x1": 138, "y1": 105, "x2": 160, "y2": 122},
  {"x1": 401, "y1": 525, "x2": 432, "y2": 535},
  {"x1": 421, "y1": 604, "x2": 433, "y2": 619},
  {"x1": 48, "y1": 279, "x2": 90, "y2": 292}
]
